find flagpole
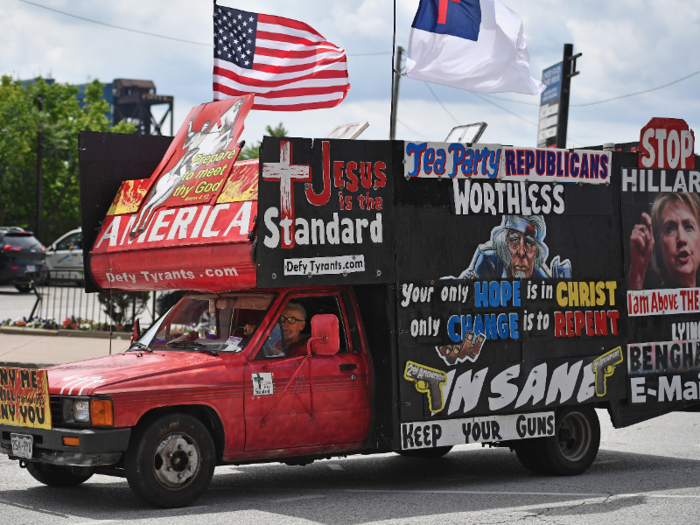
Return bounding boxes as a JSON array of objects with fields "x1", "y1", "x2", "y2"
[{"x1": 389, "y1": 0, "x2": 397, "y2": 140}]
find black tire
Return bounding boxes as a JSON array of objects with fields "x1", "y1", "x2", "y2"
[
  {"x1": 124, "y1": 414, "x2": 216, "y2": 508},
  {"x1": 25, "y1": 462, "x2": 93, "y2": 487},
  {"x1": 513, "y1": 439, "x2": 550, "y2": 474},
  {"x1": 397, "y1": 446, "x2": 453, "y2": 459},
  {"x1": 14, "y1": 283, "x2": 31, "y2": 293},
  {"x1": 516, "y1": 406, "x2": 600, "y2": 476}
]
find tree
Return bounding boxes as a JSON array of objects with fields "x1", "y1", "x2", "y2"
[
  {"x1": 98, "y1": 290, "x2": 150, "y2": 329},
  {"x1": 239, "y1": 122, "x2": 289, "y2": 160},
  {"x1": 0, "y1": 76, "x2": 135, "y2": 243}
]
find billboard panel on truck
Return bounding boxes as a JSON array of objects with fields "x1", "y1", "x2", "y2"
[
  {"x1": 620, "y1": 119, "x2": 700, "y2": 419},
  {"x1": 395, "y1": 140, "x2": 627, "y2": 424},
  {"x1": 256, "y1": 137, "x2": 396, "y2": 287}
]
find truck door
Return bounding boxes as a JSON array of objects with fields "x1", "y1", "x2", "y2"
[
  {"x1": 305, "y1": 293, "x2": 371, "y2": 446},
  {"x1": 243, "y1": 293, "x2": 371, "y2": 451},
  {"x1": 243, "y1": 324, "x2": 311, "y2": 451}
]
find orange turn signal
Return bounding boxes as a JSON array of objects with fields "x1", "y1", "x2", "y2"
[
  {"x1": 90, "y1": 399, "x2": 114, "y2": 427},
  {"x1": 62, "y1": 437, "x2": 80, "y2": 447}
]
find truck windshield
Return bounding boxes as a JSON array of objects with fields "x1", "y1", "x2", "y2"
[{"x1": 139, "y1": 293, "x2": 275, "y2": 353}]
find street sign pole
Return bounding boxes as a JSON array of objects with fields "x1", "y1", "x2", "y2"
[
  {"x1": 537, "y1": 44, "x2": 581, "y2": 149},
  {"x1": 556, "y1": 44, "x2": 581, "y2": 149}
]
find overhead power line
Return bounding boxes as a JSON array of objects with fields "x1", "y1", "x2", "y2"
[
  {"x1": 397, "y1": 119, "x2": 427, "y2": 140},
  {"x1": 571, "y1": 70, "x2": 700, "y2": 107},
  {"x1": 423, "y1": 83, "x2": 460, "y2": 125},
  {"x1": 19, "y1": 0, "x2": 211, "y2": 46},
  {"x1": 484, "y1": 68, "x2": 700, "y2": 108},
  {"x1": 468, "y1": 92, "x2": 537, "y2": 127},
  {"x1": 18, "y1": 0, "x2": 392, "y2": 56}
]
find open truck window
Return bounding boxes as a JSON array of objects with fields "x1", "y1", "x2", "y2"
[
  {"x1": 140, "y1": 293, "x2": 275, "y2": 353},
  {"x1": 257, "y1": 294, "x2": 349, "y2": 359}
]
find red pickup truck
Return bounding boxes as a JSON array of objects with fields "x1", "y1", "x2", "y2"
[{"x1": 2, "y1": 102, "x2": 698, "y2": 508}]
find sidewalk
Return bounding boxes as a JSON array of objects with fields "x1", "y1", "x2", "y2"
[{"x1": 0, "y1": 332, "x2": 131, "y2": 368}]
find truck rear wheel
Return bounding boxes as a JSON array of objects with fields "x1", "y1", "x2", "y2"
[
  {"x1": 124, "y1": 414, "x2": 216, "y2": 508},
  {"x1": 397, "y1": 446, "x2": 453, "y2": 459},
  {"x1": 25, "y1": 462, "x2": 93, "y2": 487},
  {"x1": 515, "y1": 406, "x2": 600, "y2": 476}
]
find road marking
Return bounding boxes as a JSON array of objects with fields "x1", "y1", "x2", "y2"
[
  {"x1": 68, "y1": 522, "x2": 118, "y2": 525},
  {"x1": 0, "y1": 497, "x2": 71, "y2": 518},
  {"x1": 272, "y1": 495, "x2": 326, "y2": 503},
  {"x1": 345, "y1": 489, "x2": 609, "y2": 497},
  {"x1": 328, "y1": 464, "x2": 344, "y2": 471}
]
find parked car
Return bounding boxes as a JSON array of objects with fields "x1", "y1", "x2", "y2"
[
  {"x1": 45, "y1": 228, "x2": 84, "y2": 282},
  {"x1": 0, "y1": 227, "x2": 46, "y2": 292}
]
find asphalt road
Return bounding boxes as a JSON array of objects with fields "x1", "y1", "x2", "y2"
[{"x1": 1, "y1": 409, "x2": 699, "y2": 524}]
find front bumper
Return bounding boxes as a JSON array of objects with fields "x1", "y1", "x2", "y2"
[{"x1": 0, "y1": 423, "x2": 131, "y2": 467}]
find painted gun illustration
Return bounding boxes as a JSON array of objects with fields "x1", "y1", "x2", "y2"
[
  {"x1": 591, "y1": 346, "x2": 623, "y2": 397},
  {"x1": 404, "y1": 361, "x2": 447, "y2": 413}
]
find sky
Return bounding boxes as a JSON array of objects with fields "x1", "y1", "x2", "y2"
[{"x1": 2, "y1": 0, "x2": 700, "y2": 150}]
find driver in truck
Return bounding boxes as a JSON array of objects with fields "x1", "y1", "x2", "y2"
[{"x1": 248, "y1": 302, "x2": 310, "y2": 356}]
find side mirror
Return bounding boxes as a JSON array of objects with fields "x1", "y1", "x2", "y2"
[
  {"x1": 308, "y1": 314, "x2": 340, "y2": 355},
  {"x1": 130, "y1": 318, "x2": 141, "y2": 344}
]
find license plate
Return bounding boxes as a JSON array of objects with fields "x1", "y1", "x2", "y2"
[
  {"x1": 26, "y1": 265, "x2": 36, "y2": 272},
  {"x1": 10, "y1": 433, "x2": 33, "y2": 459}
]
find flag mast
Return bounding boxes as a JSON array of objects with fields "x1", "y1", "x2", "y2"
[{"x1": 389, "y1": 0, "x2": 397, "y2": 140}]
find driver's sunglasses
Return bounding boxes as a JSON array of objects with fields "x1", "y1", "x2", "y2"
[{"x1": 280, "y1": 315, "x2": 303, "y2": 325}]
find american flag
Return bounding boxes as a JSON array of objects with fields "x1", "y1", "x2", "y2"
[{"x1": 213, "y1": 5, "x2": 350, "y2": 111}]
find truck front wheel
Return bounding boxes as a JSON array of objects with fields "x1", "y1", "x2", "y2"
[
  {"x1": 124, "y1": 413, "x2": 216, "y2": 508},
  {"x1": 25, "y1": 462, "x2": 93, "y2": 487},
  {"x1": 515, "y1": 406, "x2": 600, "y2": 476}
]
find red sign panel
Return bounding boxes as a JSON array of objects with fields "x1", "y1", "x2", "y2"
[{"x1": 639, "y1": 117, "x2": 695, "y2": 170}]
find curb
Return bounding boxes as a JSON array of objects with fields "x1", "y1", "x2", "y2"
[{"x1": 0, "y1": 326, "x2": 129, "y2": 340}]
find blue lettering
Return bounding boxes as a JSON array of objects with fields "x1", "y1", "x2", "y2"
[
  {"x1": 505, "y1": 149, "x2": 516, "y2": 176},
  {"x1": 434, "y1": 148, "x2": 446, "y2": 175},
  {"x1": 473, "y1": 149, "x2": 483, "y2": 175},
  {"x1": 474, "y1": 282, "x2": 489, "y2": 307},
  {"x1": 546, "y1": 151, "x2": 556, "y2": 176},
  {"x1": 501, "y1": 281, "x2": 513, "y2": 305},
  {"x1": 600, "y1": 155, "x2": 609, "y2": 179},
  {"x1": 448, "y1": 315, "x2": 461, "y2": 342},
  {"x1": 512, "y1": 281, "x2": 521, "y2": 306},
  {"x1": 489, "y1": 281, "x2": 500, "y2": 307},
  {"x1": 525, "y1": 150, "x2": 535, "y2": 174},
  {"x1": 580, "y1": 153, "x2": 589, "y2": 178},
  {"x1": 570, "y1": 153, "x2": 580, "y2": 177},
  {"x1": 556, "y1": 151, "x2": 563, "y2": 176},
  {"x1": 497, "y1": 313, "x2": 510, "y2": 339},
  {"x1": 406, "y1": 143, "x2": 427, "y2": 177},
  {"x1": 448, "y1": 144, "x2": 465, "y2": 178},
  {"x1": 473, "y1": 315, "x2": 484, "y2": 336},
  {"x1": 517, "y1": 150, "x2": 525, "y2": 175},
  {"x1": 484, "y1": 314, "x2": 498, "y2": 340},
  {"x1": 509, "y1": 313, "x2": 520, "y2": 339},
  {"x1": 480, "y1": 147, "x2": 491, "y2": 175},
  {"x1": 424, "y1": 148, "x2": 435, "y2": 174},
  {"x1": 590, "y1": 154, "x2": 599, "y2": 178},
  {"x1": 488, "y1": 149, "x2": 501, "y2": 179},
  {"x1": 536, "y1": 150, "x2": 546, "y2": 175},
  {"x1": 462, "y1": 149, "x2": 474, "y2": 175}
]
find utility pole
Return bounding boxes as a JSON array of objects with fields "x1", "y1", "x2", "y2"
[
  {"x1": 389, "y1": 46, "x2": 404, "y2": 140},
  {"x1": 555, "y1": 43, "x2": 581, "y2": 149},
  {"x1": 36, "y1": 94, "x2": 44, "y2": 241}
]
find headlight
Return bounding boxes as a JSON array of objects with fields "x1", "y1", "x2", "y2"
[{"x1": 73, "y1": 400, "x2": 90, "y2": 422}]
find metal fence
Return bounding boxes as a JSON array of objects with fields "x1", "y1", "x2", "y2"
[{"x1": 27, "y1": 271, "x2": 178, "y2": 330}]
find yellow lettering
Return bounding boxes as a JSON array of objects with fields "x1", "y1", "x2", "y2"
[
  {"x1": 606, "y1": 281, "x2": 617, "y2": 306},
  {"x1": 556, "y1": 282, "x2": 567, "y2": 307}
]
